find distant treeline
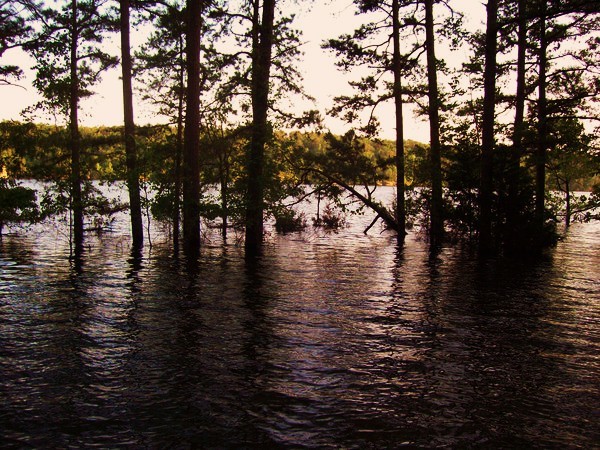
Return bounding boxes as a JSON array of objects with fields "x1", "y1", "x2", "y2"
[
  {"x1": 2, "y1": 119, "x2": 599, "y2": 245},
  {"x1": 2, "y1": 120, "x2": 598, "y2": 192},
  {"x1": 0, "y1": 121, "x2": 431, "y2": 187}
]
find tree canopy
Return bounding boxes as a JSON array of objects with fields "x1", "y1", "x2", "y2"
[{"x1": 0, "y1": 0, "x2": 598, "y2": 255}]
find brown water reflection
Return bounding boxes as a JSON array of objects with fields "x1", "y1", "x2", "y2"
[{"x1": 1, "y1": 203, "x2": 598, "y2": 448}]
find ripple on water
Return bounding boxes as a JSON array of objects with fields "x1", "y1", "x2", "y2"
[{"x1": 1, "y1": 206, "x2": 599, "y2": 448}]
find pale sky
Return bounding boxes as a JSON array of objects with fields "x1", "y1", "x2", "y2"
[{"x1": 0, "y1": 0, "x2": 485, "y2": 143}]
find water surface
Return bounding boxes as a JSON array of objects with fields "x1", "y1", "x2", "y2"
[{"x1": 1, "y1": 190, "x2": 599, "y2": 448}]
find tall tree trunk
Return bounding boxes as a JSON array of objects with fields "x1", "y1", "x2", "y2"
[
  {"x1": 424, "y1": 0, "x2": 443, "y2": 245},
  {"x1": 392, "y1": 0, "x2": 406, "y2": 241},
  {"x1": 479, "y1": 0, "x2": 498, "y2": 254},
  {"x1": 120, "y1": 0, "x2": 144, "y2": 250},
  {"x1": 220, "y1": 152, "x2": 228, "y2": 239},
  {"x1": 565, "y1": 182, "x2": 571, "y2": 227},
  {"x1": 183, "y1": 0, "x2": 202, "y2": 255},
  {"x1": 70, "y1": 0, "x2": 83, "y2": 255},
  {"x1": 506, "y1": 0, "x2": 527, "y2": 251},
  {"x1": 536, "y1": 0, "x2": 548, "y2": 238},
  {"x1": 245, "y1": 0, "x2": 275, "y2": 255},
  {"x1": 173, "y1": 35, "x2": 185, "y2": 252}
]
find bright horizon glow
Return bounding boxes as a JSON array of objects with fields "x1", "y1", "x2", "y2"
[{"x1": 0, "y1": 0, "x2": 485, "y2": 143}]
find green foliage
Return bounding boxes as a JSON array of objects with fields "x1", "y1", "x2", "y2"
[
  {"x1": 572, "y1": 185, "x2": 600, "y2": 222},
  {"x1": 0, "y1": 121, "x2": 65, "y2": 178},
  {"x1": 0, "y1": 178, "x2": 39, "y2": 235},
  {"x1": 149, "y1": 189, "x2": 176, "y2": 223},
  {"x1": 2, "y1": 118, "x2": 596, "y2": 244},
  {"x1": 291, "y1": 130, "x2": 393, "y2": 188},
  {"x1": 24, "y1": 0, "x2": 117, "y2": 118},
  {"x1": 0, "y1": 0, "x2": 33, "y2": 85},
  {"x1": 39, "y1": 178, "x2": 125, "y2": 230},
  {"x1": 313, "y1": 203, "x2": 346, "y2": 230},
  {"x1": 442, "y1": 137, "x2": 480, "y2": 240},
  {"x1": 285, "y1": 129, "x2": 403, "y2": 231},
  {"x1": 274, "y1": 208, "x2": 307, "y2": 233},
  {"x1": 134, "y1": 125, "x2": 179, "y2": 223},
  {"x1": 0, "y1": 121, "x2": 127, "y2": 180},
  {"x1": 433, "y1": 116, "x2": 565, "y2": 249}
]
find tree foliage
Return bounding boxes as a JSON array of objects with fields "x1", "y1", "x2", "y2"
[
  {"x1": 0, "y1": 0, "x2": 35, "y2": 86},
  {"x1": 1, "y1": 0, "x2": 598, "y2": 255},
  {"x1": 0, "y1": 178, "x2": 39, "y2": 235}
]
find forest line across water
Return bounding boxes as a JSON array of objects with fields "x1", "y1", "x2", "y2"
[{"x1": 2, "y1": 121, "x2": 599, "y2": 253}]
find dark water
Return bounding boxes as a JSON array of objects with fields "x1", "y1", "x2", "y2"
[{"x1": 1, "y1": 191, "x2": 599, "y2": 448}]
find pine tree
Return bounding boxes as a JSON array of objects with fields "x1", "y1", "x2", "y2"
[
  {"x1": 217, "y1": 0, "x2": 314, "y2": 255},
  {"x1": 245, "y1": 0, "x2": 275, "y2": 255},
  {"x1": 479, "y1": 0, "x2": 498, "y2": 254},
  {"x1": 26, "y1": 0, "x2": 117, "y2": 255},
  {"x1": 136, "y1": 1, "x2": 187, "y2": 250},
  {"x1": 325, "y1": 0, "x2": 463, "y2": 243},
  {"x1": 0, "y1": 0, "x2": 34, "y2": 86},
  {"x1": 182, "y1": 0, "x2": 203, "y2": 255},
  {"x1": 324, "y1": 0, "x2": 415, "y2": 238},
  {"x1": 120, "y1": 0, "x2": 144, "y2": 250}
]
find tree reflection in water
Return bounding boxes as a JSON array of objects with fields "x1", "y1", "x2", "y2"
[{"x1": 1, "y1": 203, "x2": 598, "y2": 447}]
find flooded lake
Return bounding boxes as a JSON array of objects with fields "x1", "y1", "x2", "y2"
[{"x1": 1, "y1": 186, "x2": 599, "y2": 448}]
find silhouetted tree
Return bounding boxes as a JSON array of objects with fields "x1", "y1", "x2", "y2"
[
  {"x1": 424, "y1": 0, "x2": 444, "y2": 246},
  {"x1": 535, "y1": 0, "x2": 548, "y2": 238},
  {"x1": 136, "y1": 1, "x2": 187, "y2": 249},
  {"x1": 0, "y1": 0, "x2": 34, "y2": 86},
  {"x1": 324, "y1": 0, "x2": 414, "y2": 238},
  {"x1": 120, "y1": 0, "x2": 143, "y2": 249},
  {"x1": 182, "y1": 0, "x2": 203, "y2": 255},
  {"x1": 216, "y1": 0, "x2": 314, "y2": 254},
  {"x1": 26, "y1": 0, "x2": 117, "y2": 254},
  {"x1": 244, "y1": 0, "x2": 275, "y2": 254},
  {"x1": 505, "y1": 0, "x2": 528, "y2": 252},
  {"x1": 547, "y1": 118, "x2": 594, "y2": 226},
  {"x1": 479, "y1": 0, "x2": 498, "y2": 254},
  {"x1": 391, "y1": 0, "x2": 406, "y2": 239}
]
